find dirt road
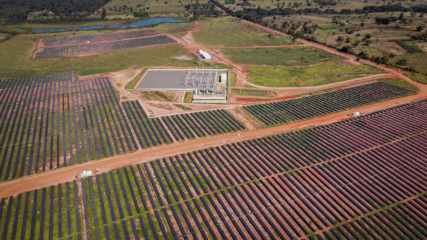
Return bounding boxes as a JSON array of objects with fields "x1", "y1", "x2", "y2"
[{"x1": 0, "y1": 87, "x2": 425, "y2": 198}]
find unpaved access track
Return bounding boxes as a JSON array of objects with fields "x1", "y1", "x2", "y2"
[{"x1": 0, "y1": 83, "x2": 425, "y2": 198}]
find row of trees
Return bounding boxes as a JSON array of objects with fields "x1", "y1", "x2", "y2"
[
  {"x1": 211, "y1": 0, "x2": 427, "y2": 23},
  {"x1": 0, "y1": 0, "x2": 111, "y2": 23}
]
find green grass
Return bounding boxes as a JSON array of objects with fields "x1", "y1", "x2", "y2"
[
  {"x1": 231, "y1": 88, "x2": 277, "y2": 97},
  {"x1": 379, "y1": 78, "x2": 418, "y2": 92},
  {"x1": 0, "y1": 34, "x2": 187, "y2": 78},
  {"x1": 404, "y1": 71, "x2": 427, "y2": 85},
  {"x1": 183, "y1": 92, "x2": 193, "y2": 103},
  {"x1": 246, "y1": 61, "x2": 383, "y2": 87},
  {"x1": 0, "y1": 34, "x2": 9, "y2": 42},
  {"x1": 392, "y1": 40, "x2": 422, "y2": 53},
  {"x1": 140, "y1": 91, "x2": 175, "y2": 102},
  {"x1": 194, "y1": 16, "x2": 296, "y2": 47},
  {"x1": 223, "y1": 46, "x2": 344, "y2": 66},
  {"x1": 399, "y1": 53, "x2": 427, "y2": 75},
  {"x1": 174, "y1": 104, "x2": 192, "y2": 110},
  {"x1": 229, "y1": 71, "x2": 237, "y2": 87},
  {"x1": 125, "y1": 70, "x2": 145, "y2": 89},
  {"x1": 153, "y1": 22, "x2": 195, "y2": 38}
]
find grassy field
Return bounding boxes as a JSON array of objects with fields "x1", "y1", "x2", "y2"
[
  {"x1": 183, "y1": 92, "x2": 193, "y2": 103},
  {"x1": 223, "y1": 45, "x2": 383, "y2": 87},
  {"x1": 153, "y1": 22, "x2": 195, "y2": 37},
  {"x1": 125, "y1": 70, "x2": 145, "y2": 89},
  {"x1": 223, "y1": 46, "x2": 343, "y2": 65},
  {"x1": 0, "y1": 33, "x2": 10, "y2": 42},
  {"x1": 139, "y1": 91, "x2": 175, "y2": 102},
  {"x1": 246, "y1": 62, "x2": 383, "y2": 87},
  {"x1": 404, "y1": 71, "x2": 427, "y2": 85},
  {"x1": 231, "y1": 88, "x2": 277, "y2": 97},
  {"x1": 0, "y1": 34, "x2": 190, "y2": 78},
  {"x1": 194, "y1": 17, "x2": 296, "y2": 47},
  {"x1": 392, "y1": 40, "x2": 423, "y2": 53},
  {"x1": 379, "y1": 77, "x2": 418, "y2": 92},
  {"x1": 396, "y1": 53, "x2": 427, "y2": 75}
]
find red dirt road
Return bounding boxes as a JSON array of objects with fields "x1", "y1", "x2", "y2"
[{"x1": 0, "y1": 85, "x2": 425, "y2": 198}]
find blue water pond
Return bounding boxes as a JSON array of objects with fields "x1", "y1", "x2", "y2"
[{"x1": 33, "y1": 18, "x2": 184, "y2": 33}]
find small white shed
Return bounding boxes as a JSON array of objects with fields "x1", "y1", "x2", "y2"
[
  {"x1": 198, "y1": 49, "x2": 212, "y2": 60},
  {"x1": 80, "y1": 170, "x2": 93, "y2": 178}
]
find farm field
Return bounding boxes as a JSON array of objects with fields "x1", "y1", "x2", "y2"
[
  {"x1": 0, "y1": 99, "x2": 425, "y2": 239},
  {"x1": 0, "y1": 73, "x2": 246, "y2": 181},
  {"x1": 193, "y1": 17, "x2": 297, "y2": 47},
  {"x1": 223, "y1": 46, "x2": 384, "y2": 87},
  {"x1": 243, "y1": 81, "x2": 414, "y2": 125}
]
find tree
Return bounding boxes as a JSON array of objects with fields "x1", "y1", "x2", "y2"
[
  {"x1": 396, "y1": 58, "x2": 407, "y2": 66},
  {"x1": 101, "y1": 8, "x2": 106, "y2": 20}
]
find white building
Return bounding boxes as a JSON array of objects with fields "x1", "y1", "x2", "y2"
[{"x1": 198, "y1": 49, "x2": 212, "y2": 60}]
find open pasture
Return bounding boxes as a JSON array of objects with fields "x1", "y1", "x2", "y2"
[
  {"x1": 222, "y1": 46, "x2": 383, "y2": 87},
  {"x1": 194, "y1": 17, "x2": 296, "y2": 47},
  {"x1": 223, "y1": 46, "x2": 343, "y2": 66},
  {"x1": 244, "y1": 81, "x2": 414, "y2": 125},
  {"x1": 0, "y1": 99, "x2": 425, "y2": 239},
  {"x1": 246, "y1": 62, "x2": 383, "y2": 87}
]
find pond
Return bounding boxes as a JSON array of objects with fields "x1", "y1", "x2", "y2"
[{"x1": 32, "y1": 18, "x2": 184, "y2": 33}]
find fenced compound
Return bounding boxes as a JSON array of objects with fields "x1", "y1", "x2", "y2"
[
  {"x1": 35, "y1": 35, "x2": 176, "y2": 58},
  {"x1": 0, "y1": 100, "x2": 425, "y2": 239},
  {"x1": 243, "y1": 81, "x2": 414, "y2": 125}
]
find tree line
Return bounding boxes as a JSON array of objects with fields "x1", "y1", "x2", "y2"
[{"x1": 0, "y1": 0, "x2": 111, "y2": 23}]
